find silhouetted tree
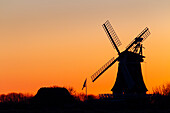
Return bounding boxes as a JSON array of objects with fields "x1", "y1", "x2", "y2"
[
  {"x1": 75, "y1": 93, "x2": 86, "y2": 101},
  {"x1": 66, "y1": 87, "x2": 76, "y2": 96},
  {"x1": 153, "y1": 83, "x2": 170, "y2": 95}
]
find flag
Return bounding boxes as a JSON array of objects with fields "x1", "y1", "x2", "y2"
[{"x1": 82, "y1": 78, "x2": 87, "y2": 90}]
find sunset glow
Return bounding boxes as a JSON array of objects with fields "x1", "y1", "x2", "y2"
[{"x1": 1, "y1": 0, "x2": 170, "y2": 95}]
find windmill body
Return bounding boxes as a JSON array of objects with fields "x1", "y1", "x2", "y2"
[
  {"x1": 91, "y1": 20, "x2": 150, "y2": 95},
  {"x1": 112, "y1": 51, "x2": 147, "y2": 94}
]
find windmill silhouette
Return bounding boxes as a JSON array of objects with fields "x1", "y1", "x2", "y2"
[{"x1": 91, "y1": 20, "x2": 150, "y2": 95}]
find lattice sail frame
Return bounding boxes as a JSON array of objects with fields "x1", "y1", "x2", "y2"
[
  {"x1": 102, "y1": 20, "x2": 122, "y2": 49},
  {"x1": 125, "y1": 27, "x2": 150, "y2": 52},
  {"x1": 91, "y1": 57, "x2": 115, "y2": 82}
]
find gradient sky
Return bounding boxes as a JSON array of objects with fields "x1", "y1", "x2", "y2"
[{"x1": 0, "y1": 0, "x2": 170, "y2": 95}]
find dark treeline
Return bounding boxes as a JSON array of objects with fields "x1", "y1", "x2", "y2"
[
  {"x1": 0, "y1": 93, "x2": 33, "y2": 103},
  {"x1": 0, "y1": 84, "x2": 170, "y2": 112}
]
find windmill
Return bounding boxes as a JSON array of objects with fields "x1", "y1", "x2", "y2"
[{"x1": 91, "y1": 20, "x2": 150, "y2": 95}]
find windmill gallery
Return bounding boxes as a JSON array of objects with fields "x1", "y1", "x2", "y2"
[{"x1": 90, "y1": 20, "x2": 150, "y2": 95}]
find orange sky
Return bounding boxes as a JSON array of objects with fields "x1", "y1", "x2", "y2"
[{"x1": 0, "y1": 0, "x2": 170, "y2": 95}]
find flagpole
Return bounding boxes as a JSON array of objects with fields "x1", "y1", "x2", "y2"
[{"x1": 82, "y1": 78, "x2": 87, "y2": 101}]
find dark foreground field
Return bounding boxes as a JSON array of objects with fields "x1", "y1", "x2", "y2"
[
  {"x1": 0, "y1": 109, "x2": 170, "y2": 113},
  {"x1": 1, "y1": 97, "x2": 170, "y2": 113},
  {"x1": 1, "y1": 104, "x2": 170, "y2": 113}
]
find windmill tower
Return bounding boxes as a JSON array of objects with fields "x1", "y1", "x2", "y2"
[{"x1": 91, "y1": 20, "x2": 150, "y2": 95}]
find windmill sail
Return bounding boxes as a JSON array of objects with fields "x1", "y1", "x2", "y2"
[
  {"x1": 91, "y1": 57, "x2": 118, "y2": 82},
  {"x1": 125, "y1": 27, "x2": 150, "y2": 52},
  {"x1": 102, "y1": 20, "x2": 122, "y2": 54}
]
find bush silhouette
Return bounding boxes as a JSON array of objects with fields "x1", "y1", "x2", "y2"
[
  {"x1": 153, "y1": 83, "x2": 170, "y2": 95},
  {"x1": 32, "y1": 87, "x2": 75, "y2": 105}
]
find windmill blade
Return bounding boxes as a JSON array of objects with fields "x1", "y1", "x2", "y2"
[
  {"x1": 125, "y1": 27, "x2": 150, "y2": 52},
  {"x1": 102, "y1": 20, "x2": 122, "y2": 54},
  {"x1": 91, "y1": 57, "x2": 118, "y2": 82}
]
